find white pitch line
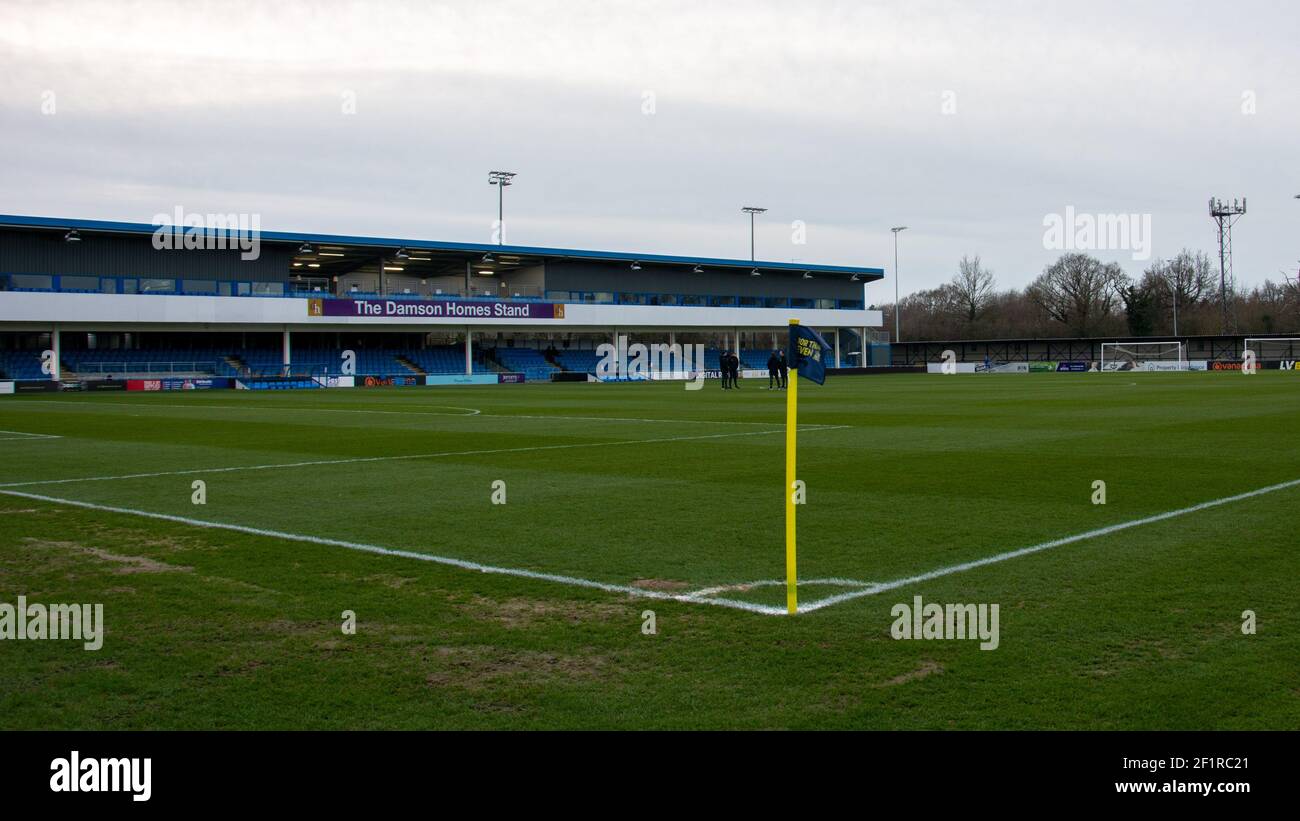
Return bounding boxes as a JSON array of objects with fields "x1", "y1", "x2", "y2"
[
  {"x1": 4, "y1": 400, "x2": 486, "y2": 418},
  {"x1": 684, "y1": 577, "x2": 876, "y2": 600},
  {"x1": 5, "y1": 478, "x2": 1293, "y2": 616},
  {"x1": 0, "y1": 489, "x2": 787, "y2": 616},
  {"x1": 0, "y1": 425, "x2": 849, "y2": 489},
  {"x1": 475, "y1": 412, "x2": 795, "y2": 427},
  {"x1": 383, "y1": 404, "x2": 806, "y2": 427},
  {"x1": 0, "y1": 429, "x2": 62, "y2": 441},
  {"x1": 7, "y1": 399, "x2": 798, "y2": 427},
  {"x1": 796, "y1": 476, "x2": 1300, "y2": 614}
]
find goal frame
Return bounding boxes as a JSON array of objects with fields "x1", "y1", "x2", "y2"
[
  {"x1": 1099, "y1": 341, "x2": 1186, "y2": 372},
  {"x1": 1243, "y1": 338, "x2": 1300, "y2": 363}
]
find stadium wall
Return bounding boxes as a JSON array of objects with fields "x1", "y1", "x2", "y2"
[
  {"x1": 544, "y1": 260, "x2": 864, "y2": 302},
  {"x1": 891, "y1": 334, "x2": 1299, "y2": 366},
  {"x1": 0, "y1": 231, "x2": 291, "y2": 282}
]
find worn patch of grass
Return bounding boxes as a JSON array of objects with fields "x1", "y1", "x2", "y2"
[{"x1": 0, "y1": 374, "x2": 1298, "y2": 729}]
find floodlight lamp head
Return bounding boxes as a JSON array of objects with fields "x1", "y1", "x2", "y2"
[
  {"x1": 741, "y1": 206, "x2": 767, "y2": 214},
  {"x1": 488, "y1": 170, "x2": 517, "y2": 186},
  {"x1": 1209, "y1": 197, "x2": 1247, "y2": 217}
]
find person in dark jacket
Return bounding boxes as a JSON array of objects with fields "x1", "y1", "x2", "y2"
[
  {"x1": 720, "y1": 350, "x2": 731, "y2": 389},
  {"x1": 777, "y1": 350, "x2": 788, "y2": 388},
  {"x1": 727, "y1": 351, "x2": 741, "y2": 389},
  {"x1": 767, "y1": 350, "x2": 780, "y2": 389}
]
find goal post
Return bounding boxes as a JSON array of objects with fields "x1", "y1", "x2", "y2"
[
  {"x1": 1244, "y1": 338, "x2": 1300, "y2": 369},
  {"x1": 1099, "y1": 341, "x2": 1186, "y2": 372}
]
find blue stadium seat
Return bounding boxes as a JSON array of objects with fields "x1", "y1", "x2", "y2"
[
  {"x1": 493, "y1": 348, "x2": 559, "y2": 381},
  {"x1": 555, "y1": 350, "x2": 602, "y2": 374}
]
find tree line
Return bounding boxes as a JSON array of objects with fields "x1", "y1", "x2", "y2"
[{"x1": 879, "y1": 251, "x2": 1300, "y2": 340}]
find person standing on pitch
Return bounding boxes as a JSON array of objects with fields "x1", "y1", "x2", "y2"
[
  {"x1": 719, "y1": 350, "x2": 731, "y2": 389},
  {"x1": 778, "y1": 349, "x2": 788, "y2": 388},
  {"x1": 767, "y1": 349, "x2": 780, "y2": 389},
  {"x1": 728, "y1": 350, "x2": 741, "y2": 389}
]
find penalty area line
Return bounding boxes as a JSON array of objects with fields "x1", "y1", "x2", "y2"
[
  {"x1": 0, "y1": 489, "x2": 786, "y2": 616},
  {"x1": 796, "y1": 476, "x2": 1300, "y2": 614}
]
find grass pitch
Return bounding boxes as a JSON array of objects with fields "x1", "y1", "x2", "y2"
[{"x1": 1, "y1": 373, "x2": 1298, "y2": 729}]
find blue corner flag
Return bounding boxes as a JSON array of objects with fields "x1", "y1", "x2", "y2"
[{"x1": 788, "y1": 324, "x2": 833, "y2": 385}]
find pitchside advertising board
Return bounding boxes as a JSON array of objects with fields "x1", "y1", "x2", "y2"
[
  {"x1": 927, "y1": 360, "x2": 1213, "y2": 374},
  {"x1": 927, "y1": 362, "x2": 1087, "y2": 374},
  {"x1": 362, "y1": 373, "x2": 525, "y2": 387},
  {"x1": 1024, "y1": 361, "x2": 1089, "y2": 372},
  {"x1": 309, "y1": 298, "x2": 565, "y2": 320},
  {"x1": 632, "y1": 368, "x2": 768, "y2": 382},
  {"x1": 126, "y1": 378, "x2": 231, "y2": 391},
  {"x1": 1211, "y1": 360, "x2": 1299, "y2": 371},
  {"x1": 1099, "y1": 361, "x2": 1209, "y2": 371},
  {"x1": 979, "y1": 362, "x2": 1030, "y2": 373}
]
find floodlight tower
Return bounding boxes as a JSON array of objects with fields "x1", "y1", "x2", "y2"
[
  {"x1": 1294, "y1": 195, "x2": 1300, "y2": 289},
  {"x1": 1209, "y1": 197, "x2": 1246, "y2": 333},
  {"x1": 891, "y1": 226, "x2": 908, "y2": 342},
  {"x1": 488, "y1": 171, "x2": 517, "y2": 245},
  {"x1": 741, "y1": 206, "x2": 767, "y2": 261},
  {"x1": 1156, "y1": 272, "x2": 1180, "y2": 337}
]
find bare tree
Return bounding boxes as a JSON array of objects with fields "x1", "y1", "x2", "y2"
[
  {"x1": 896, "y1": 284, "x2": 962, "y2": 339},
  {"x1": 1143, "y1": 250, "x2": 1217, "y2": 306},
  {"x1": 950, "y1": 255, "x2": 996, "y2": 325},
  {"x1": 884, "y1": 258, "x2": 1297, "y2": 341},
  {"x1": 1236, "y1": 278, "x2": 1300, "y2": 334},
  {"x1": 1027, "y1": 253, "x2": 1129, "y2": 336}
]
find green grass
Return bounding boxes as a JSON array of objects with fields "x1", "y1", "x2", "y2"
[{"x1": 1, "y1": 373, "x2": 1298, "y2": 729}]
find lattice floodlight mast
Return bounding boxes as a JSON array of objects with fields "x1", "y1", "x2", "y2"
[
  {"x1": 1209, "y1": 197, "x2": 1246, "y2": 333},
  {"x1": 1099, "y1": 341, "x2": 1187, "y2": 371}
]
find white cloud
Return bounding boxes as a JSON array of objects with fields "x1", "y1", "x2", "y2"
[{"x1": 1, "y1": 0, "x2": 1297, "y2": 294}]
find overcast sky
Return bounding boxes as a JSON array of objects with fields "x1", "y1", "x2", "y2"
[{"x1": 2, "y1": 0, "x2": 1297, "y2": 300}]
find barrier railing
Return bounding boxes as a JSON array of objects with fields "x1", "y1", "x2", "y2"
[{"x1": 73, "y1": 361, "x2": 219, "y2": 374}]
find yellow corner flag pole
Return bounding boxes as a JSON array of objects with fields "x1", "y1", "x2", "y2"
[{"x1": 785, "y1": 319, "x2": 799, "y2": 614}]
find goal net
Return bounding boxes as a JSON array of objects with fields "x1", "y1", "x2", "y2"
[
  {"x1": 1244, "y1": 338, "x2": 1300, "y2": 370},
  {"x1": 1099, "y1": 341, "x2": 1186, "y2": 372}
]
